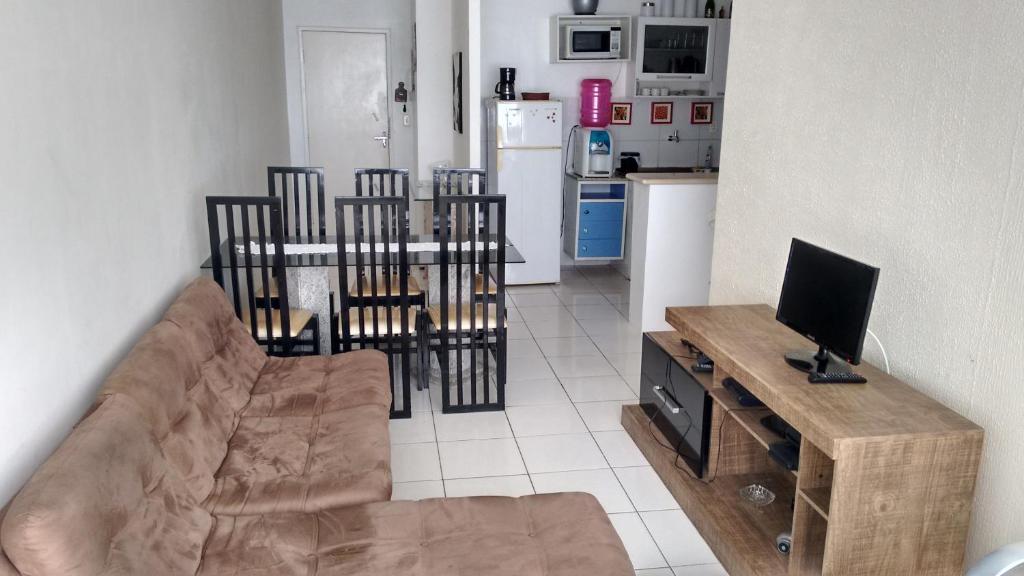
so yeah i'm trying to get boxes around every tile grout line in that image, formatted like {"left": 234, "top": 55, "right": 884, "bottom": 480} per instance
{"left": 565, "top": 268, "right": 674, "bottom": 571}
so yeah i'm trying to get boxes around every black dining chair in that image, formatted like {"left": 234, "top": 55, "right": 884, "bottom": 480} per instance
{"left": 268, "top": 166, "right": 327, "bottom": 240}
{"left": 330, "top": 195, "right": 420, "bottom": 419}
{"left": 259, "top": 167, "right": 327, "bottom": 302}
{"left": 433, "top": 168, "right": 497, "bottom": 301}
{"left": 427, "top": 193, "right": 507, "bottom": 413}
{"left": 206, "top": 196, "right": 320, "bottom": 356}
{"left": 353, "top": 168, "right": 426, "bottom": 312}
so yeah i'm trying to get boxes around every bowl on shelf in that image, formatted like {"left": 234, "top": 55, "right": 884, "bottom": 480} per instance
{"left": 739, "top": 483, "right": 776, "bottom": 507}
{"left": 572, "top": 0, "right": 599, "bottom": 15}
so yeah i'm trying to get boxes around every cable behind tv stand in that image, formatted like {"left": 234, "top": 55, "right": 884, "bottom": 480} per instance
{"left": 622, "top": 306, "right": 983, "bottom": 576}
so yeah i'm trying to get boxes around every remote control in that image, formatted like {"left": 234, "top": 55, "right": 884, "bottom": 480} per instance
{"left": 808, "top": 372, "right": 867, "bottom": 384}
{"left": 691, "top": 353, "right": 714, "bottom": 373}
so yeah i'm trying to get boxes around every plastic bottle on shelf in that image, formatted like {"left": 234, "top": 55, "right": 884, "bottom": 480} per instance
{"left": 580, "top": 79, "right": 613, "bottom": 127}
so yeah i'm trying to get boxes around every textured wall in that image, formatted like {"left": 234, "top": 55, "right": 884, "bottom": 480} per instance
{"left": 0, "top": 0, "right": 289, "bottom": 506}
{"left": 712, "top": 2, "right": 1024, "bottom": 563}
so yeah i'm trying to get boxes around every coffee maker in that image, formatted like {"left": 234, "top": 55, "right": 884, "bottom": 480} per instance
{"left": 495, "top": 67, "right": 516, "bottom": 101}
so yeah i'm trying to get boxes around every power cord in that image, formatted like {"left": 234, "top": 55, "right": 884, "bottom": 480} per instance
{"left": 865, "top": 328, "right": 891, "bottom": 374}
{"left": 561, "top": 125, "right": 581, "bottom": 238}
{"left": 645, "top": 355, "right": 695, "bottom": 474}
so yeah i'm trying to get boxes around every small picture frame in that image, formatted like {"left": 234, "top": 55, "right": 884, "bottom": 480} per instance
{"left": 650, "top": 102, "right": 674, "bottom": 124}
{"left": 691, "top": 102, "right": 714, "bottom": 125}
{"left": 610, "top": 102, "right": 633, "bottom": 125}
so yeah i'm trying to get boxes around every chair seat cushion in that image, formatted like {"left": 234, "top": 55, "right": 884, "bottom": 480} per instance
{"left": 429, "top": 304, "right": 507, "bottom": 331}
{"left": 351, "top": 273, "right": 424, "bottom": 298}
{"left": 338, "top": 306, "right": 417, "bottom": 337}
{"left": 474, "top": 272, "right": 498, "bottom": 295}
{"left": 242, "top": 307, "right": 315, "bottom": 338}
{"left": 204, "top": 403, "right": 391, "bottom": 515}
{"left": 198, "top": 493, "right": 633, "bottom": 576}
{"left": 243, "top": 350, "right": 392, "bottom": 417}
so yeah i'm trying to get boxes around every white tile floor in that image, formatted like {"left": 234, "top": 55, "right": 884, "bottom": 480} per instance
{"left": 389, "top": 266, "right": 726, "bottom": 575}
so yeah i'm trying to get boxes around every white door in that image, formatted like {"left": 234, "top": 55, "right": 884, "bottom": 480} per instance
{"left": 301, "top": 30, "right": 390, "bottom": 205}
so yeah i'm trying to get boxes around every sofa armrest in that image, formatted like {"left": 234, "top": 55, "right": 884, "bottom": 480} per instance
{"left": 967, "top": 542, "right": 1024, "bottom": 576}
{"left": 0, "top": 506, "right": 22, "bottom": 576}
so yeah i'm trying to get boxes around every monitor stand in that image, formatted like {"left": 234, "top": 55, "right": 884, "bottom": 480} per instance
{"left": 785, "top": 345, "right": 851, "bottom": 374}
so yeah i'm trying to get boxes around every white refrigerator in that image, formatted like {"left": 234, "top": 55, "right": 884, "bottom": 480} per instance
{"left": 486, "top": 100, "right": 563, "bottom": 285}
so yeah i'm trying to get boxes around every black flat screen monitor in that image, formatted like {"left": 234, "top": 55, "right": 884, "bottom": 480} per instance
{"left": 776, "top": 239, "right": 880, "bottom": 373}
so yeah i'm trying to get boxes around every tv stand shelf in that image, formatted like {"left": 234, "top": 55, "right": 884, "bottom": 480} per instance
{"left": 624, "top": 306, "right": 983, "bottom": 576}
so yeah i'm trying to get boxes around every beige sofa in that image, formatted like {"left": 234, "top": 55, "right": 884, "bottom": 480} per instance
{"left": 0, "top": 278, "right": 632, "bottom": 575}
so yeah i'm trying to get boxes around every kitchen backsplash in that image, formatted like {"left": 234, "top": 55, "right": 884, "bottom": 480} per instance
{"left": 560, "top": 96, "right": 724, "bottom": 170}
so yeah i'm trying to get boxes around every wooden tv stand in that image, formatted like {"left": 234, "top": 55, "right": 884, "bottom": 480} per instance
{"left": 622, "top": 305, "right": 983, "bottom": 576}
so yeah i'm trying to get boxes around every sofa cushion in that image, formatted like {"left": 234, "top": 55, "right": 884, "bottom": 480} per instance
{"left": 204, "top": 402, "right": 392, "bottom": 515}
{"left": 0, "top": 396, "right": 212, "bottom": 576}
{"left": 96, "top": 279, "right": 267, "bottom": 505}
{"left": 198, "top": 493, "right": 633, "bottom": 576}
{"left": 243, "top": 350, "right": 392, "bottom": 417}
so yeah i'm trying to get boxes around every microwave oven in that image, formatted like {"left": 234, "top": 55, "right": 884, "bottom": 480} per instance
{"left": 561, "top": 25, "right": 622, "bottom": 60}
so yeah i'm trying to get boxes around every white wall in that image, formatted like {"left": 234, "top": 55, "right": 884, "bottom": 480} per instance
{"left": 712, "top": 2, "right": 1024, "bottom": 563}
{"left": 281, "top": 0, "right": 417, "bottom": 183}
{"left": 0, "top": 0, "right": 289, "bottom": 506}
{"left": 415, "top": 0, "right": 455, "bottom": 181}
{"left": 452, "top": 0, "right": 483, "bottom": 167}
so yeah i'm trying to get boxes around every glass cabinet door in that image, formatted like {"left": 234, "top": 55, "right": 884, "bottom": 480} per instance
{"left": 639, "top": 21, "right": 715, "bottom": 79}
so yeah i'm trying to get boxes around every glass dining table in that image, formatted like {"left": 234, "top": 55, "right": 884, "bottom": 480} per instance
{"left": 200, "top": 234, "right": 524, "bottom": 354}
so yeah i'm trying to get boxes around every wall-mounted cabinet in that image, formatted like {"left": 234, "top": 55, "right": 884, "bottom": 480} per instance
{"left": 627, "top": 18, "right": 730, "bottom": 99}
{"left": 636, "top": 17, "right": 716, "bottom": 81}
{"left": 550, "top": 15, "right": 633, "bottom": 63}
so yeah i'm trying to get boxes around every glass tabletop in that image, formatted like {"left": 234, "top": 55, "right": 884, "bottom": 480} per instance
{"left": 200, "top": 234, "right": 524, "bottom": 269}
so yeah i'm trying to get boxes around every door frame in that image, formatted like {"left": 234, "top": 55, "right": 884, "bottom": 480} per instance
{"left": 297, "top": 26, "right": 394, "bottom": 167}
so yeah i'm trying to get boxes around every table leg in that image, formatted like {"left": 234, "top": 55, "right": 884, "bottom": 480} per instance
{"left": 285, "top": 267, "right": 331, "bottom": 355}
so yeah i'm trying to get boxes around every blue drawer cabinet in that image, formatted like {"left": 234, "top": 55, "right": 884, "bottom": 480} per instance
{"left": 578, "top": 238, "right": 624, "bottom": 258}
{"left": 579, "top": 202, "right": 625, "bottom": 223}
{"left": 578, "top": 219, "right": 624, "bottom": 240}
{"left": 563, "top": 174, "right": 630, "bottom": 261}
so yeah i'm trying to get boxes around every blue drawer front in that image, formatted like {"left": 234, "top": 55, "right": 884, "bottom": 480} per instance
{"left": 578, "top": 238, "right": 623, "bottom": 258}
{"left": 579, "top": 219, "right": 623, "bottom": 240}
{"left": 579, "top": 202, "right": 624, "bottom": 223}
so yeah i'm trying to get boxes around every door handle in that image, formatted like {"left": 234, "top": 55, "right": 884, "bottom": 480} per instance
{"left": 373, "top": 132, "right": 389, "bottom": 149}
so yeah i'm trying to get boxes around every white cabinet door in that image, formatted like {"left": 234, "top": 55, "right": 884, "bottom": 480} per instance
{"left": 498, "top": 149, "right": 562, "bottom": 285}
{"left": 710, "top": 21, "right": 731, "bottom": 98}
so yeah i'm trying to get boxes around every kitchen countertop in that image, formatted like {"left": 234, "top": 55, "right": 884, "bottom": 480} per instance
{"left": 626, "top": 172, "right": 719, "bottom": 186}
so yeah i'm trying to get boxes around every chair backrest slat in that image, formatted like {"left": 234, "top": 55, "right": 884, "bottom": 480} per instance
{"left": 206, "top": 196, "right": 292, "bottom": 355}
{"left": 437, "top": 193, "right": 506, "bottom": 413}
{"left": 268, "top": 166, "right": 326, "bottom": 242}
{"left": 335, "top": 195, "right": 412, "bottom": 418}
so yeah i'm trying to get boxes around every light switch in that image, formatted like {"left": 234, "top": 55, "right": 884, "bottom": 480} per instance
{"left": 403, "top": 115, "right": 411, "bottom": 127}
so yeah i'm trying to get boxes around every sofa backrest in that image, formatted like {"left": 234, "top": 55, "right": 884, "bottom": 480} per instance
{"left": 96, "top": 277, "right": 267, "bottom": 503}
{"left": 0, "top": 396, "right": 212, "bottom": 576}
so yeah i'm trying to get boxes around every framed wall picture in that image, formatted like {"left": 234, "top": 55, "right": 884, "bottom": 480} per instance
{"left": 611, "top": 102, "right": 633, "bottom": 125}
{"left": 651, "top": 102, "right": 674, "bottom": 124}
{"left": 452, "top": 52, "right": 463, "bottom": 134}
{"left": 691, "top": 102, "right": 713, "bottom": 125}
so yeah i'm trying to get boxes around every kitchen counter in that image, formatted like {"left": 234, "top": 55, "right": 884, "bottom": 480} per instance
{"left": 625, "top": 177, "right": 717, "bottom": 331}
{"left": 626, "top": 172, "right": 719, "bottom": 186}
